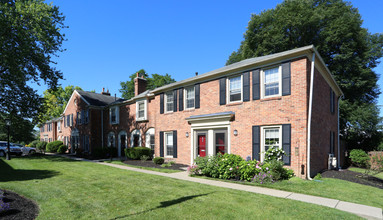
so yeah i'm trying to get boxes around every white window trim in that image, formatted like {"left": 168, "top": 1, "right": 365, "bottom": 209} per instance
{"left": 57, "top": 121, "right": 61, "bottom": 132}
{"left": 145, "top": 128, "right": 155, "bottom": 149}
{"left": 136, "top": 99, "right": 147, "bottom": 121}
{"left": 184, "top": 86, "right": 195, "bottom": 110}
{"left": 261, "top": 65, "right": 282, "bottom": 99}
{"left": 110, "top": 106, "right": 119, "bottom": 125}
{"left": 260, "top": 125, "right": 282, "bottom": 162}
{"left": 130, "top": 129, "right": 141, "bottom": 147}
{"left": 164, "top": 91, "right": 174, "bottom": 113}
{"left": 227, "top": 75, "right": 243, "bottom": 104}
{"left": 164, "top": 131, "right": 174, "bottom": 158}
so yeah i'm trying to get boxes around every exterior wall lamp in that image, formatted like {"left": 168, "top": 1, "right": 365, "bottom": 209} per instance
{"left": 186, "top": 132, "right": 189, "bottom": 138}
{"left": 234, "top": 129, "right": 238, "bottom": 136}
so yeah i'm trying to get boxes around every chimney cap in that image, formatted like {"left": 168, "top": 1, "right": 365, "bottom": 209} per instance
{"left": 195, "top": 72, "right": 198, "bottom": 76}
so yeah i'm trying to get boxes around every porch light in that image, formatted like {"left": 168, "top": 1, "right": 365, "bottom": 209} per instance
{"left": 186, "top": 132, "right": 189, "bottom": 138}
{"left": 234, "top": 129, "right": 238, "bottom": 136}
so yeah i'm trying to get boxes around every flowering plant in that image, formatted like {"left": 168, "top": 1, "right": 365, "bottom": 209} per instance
{"left": 0, "top": 190, "right": 10, "bottom": 213}
{"left": 187, "top": 164, "right": 201, "bottom": 176}
{"left": 264, "top": 147, "right": 285, "bottom": 163}
{"left": 252, "top": 171, "right": 273, "bottom": 184}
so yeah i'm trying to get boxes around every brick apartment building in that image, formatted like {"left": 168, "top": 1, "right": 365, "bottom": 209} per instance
{"left": 40, "top": 45, "right": 343, "bottom": 178}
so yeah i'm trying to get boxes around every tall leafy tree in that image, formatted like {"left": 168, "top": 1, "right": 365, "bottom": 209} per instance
{"left": 0, "top": 0, "right": 66, "bottom": 123}
{"left": 119, "top": 69, "right": 176, "bottom": 99}
{"left": 227, "top": 0, "right": 383, "bottom": 151}
{"left": 38, "top": 85, "right": 82, "bottom": 125}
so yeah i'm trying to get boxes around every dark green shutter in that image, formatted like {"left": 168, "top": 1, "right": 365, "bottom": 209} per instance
{"left": 173, "top": 130, "right": 177, "bottom": 158}
{"left": 252, "top": 126, "right": 260, "bottom": 161}
{"left": 160, "top": 93, "right": 164, "bottom": 114}
{"left": 195, "top": 84, "right": 200, "bottom": 109}
{"left": 282, "top": 62, "right": 291, "bottom": 96}
{"left": 219, "top": 78, "right": 226, "bottom": 105}
{"left": 252, "top": 69, "right": 260, "bottom": 100}
{"left": 282, "top": 124, "right": 291, "bottom": 165}
{"left": 179, "top": 88, "right": 184, "bottom": 111}
{"left": 160, "top": 131, "right": 164, "bottom": 157}
{"left": 173, "top": 89, "right": 178, "bottom": 112}
{"left": 243, "top": 72, "right": 250, "bottom": 102}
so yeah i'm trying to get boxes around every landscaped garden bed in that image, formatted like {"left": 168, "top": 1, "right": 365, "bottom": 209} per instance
{"left": 0, "top": 189, "right": 38, "bottom": 220}
{"left": 121, "top": 159, "right": 188, "bottom": 171}
{"left": 321, "top": 169, "right": 383, "bottom": 189}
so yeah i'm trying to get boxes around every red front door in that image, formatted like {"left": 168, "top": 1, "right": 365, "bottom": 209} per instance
{"left": 198, "top": 134, "right": 206, "bottom": 157}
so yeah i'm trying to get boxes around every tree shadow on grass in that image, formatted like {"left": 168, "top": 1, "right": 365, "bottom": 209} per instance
{"left": 112, "top": 192, "right": 214, "bottom": 219}
{"left": 0, "top": 159, "right": 60, "bottom": 182}
{"left": 17, "top": 154, "right": 79, "bottom": 162}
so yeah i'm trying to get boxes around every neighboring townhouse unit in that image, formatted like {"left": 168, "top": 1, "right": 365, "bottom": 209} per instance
{"left": 40, "top": 117, "right": 62, "bottom": 143}
{"left": 40, "top": 45, "right": 343, "bottom": 178}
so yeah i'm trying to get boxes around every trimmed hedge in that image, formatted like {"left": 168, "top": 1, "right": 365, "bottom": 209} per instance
{"left": 153, "top": 157, "right": 164, "bottom": 165}
{"left": 349, "top": 149, "right": 370, "bottom": 168}
{"left": 125, "top": 147, "right": 151, "bottom": 160}
{"left": 57, "top": 145, "right": 68, "bottom": 154}
{"left": 46, "top": 140, "right": 63, "bottom": 153}
{"left": 36, "top": 141, "right": 47, "bottom": 153}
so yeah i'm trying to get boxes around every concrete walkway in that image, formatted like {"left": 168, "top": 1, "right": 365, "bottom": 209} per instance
{"left": 56, "top": 155, "right": 382, "bottom": 219}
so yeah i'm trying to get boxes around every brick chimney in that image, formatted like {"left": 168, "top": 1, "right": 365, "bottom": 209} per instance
{"left": 101, "top": 87, "right": 111, "bottom": 96}
{"left": 134, "top": 72, "right": 147, "bottom": 96}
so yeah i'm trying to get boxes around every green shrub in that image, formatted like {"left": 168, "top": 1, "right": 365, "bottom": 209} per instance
{"left": 29, "top": 140, "right": 40, "bottom": 148}
{"left": 169, "top": 161, "right": 175, "bottom": 165}
{"left": 349, "top": 149, "right": 370, "bottom": 168}
{"left": 92, "top": 147, "right": 111, "bottom": 159}
{"left": 57, "top": 145, "right": 67, "bottom": 154}
{"left": 264, "top": 147, "right": 285, "bottom": 163}
{"left": 125, "top": 147, "right": 151, "bottom": 160}
{"left": 314, "top": 173, "right": 322, "bottom": 180}
{"left": 238, "top": 160, "right": 262, "bottom": 181}
{"left": 153, "top": 157, "right": 164, "bottom": 165}
{"left": 195, "top": 153, "right": 243, "bottom": 180}
{"left": 195, "top": 154, "right": 223, "bottom": 178}
{"left": 161, "top": 163, "right": 171, "bottom": 167}
{"left": 263, "top": 160, "right": 294, "bottom": 181}
{"left": 140, "top": 155, "right": 150, "bottom": 162}
{"left": 36, "top": 141, "right": 47, "bottom": 153}
{"left": 46, "top": 140, "right": 63, "bottom": 153}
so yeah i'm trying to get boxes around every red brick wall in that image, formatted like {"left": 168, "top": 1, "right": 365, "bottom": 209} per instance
{"left": 310, "top": 66, "right": 338, "bottom": 176}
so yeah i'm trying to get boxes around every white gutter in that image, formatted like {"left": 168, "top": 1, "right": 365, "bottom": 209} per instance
{"left": 307, "top": 52, "right": 316, "bottom": 180}
{"left": 101, "top": 110, "right": 104, "bottom": 148}
{"left": 337, "top": 95, "right": 343, "bottom": 169}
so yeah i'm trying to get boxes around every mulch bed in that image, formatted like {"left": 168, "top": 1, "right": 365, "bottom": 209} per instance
{"left": 0, "top": 190, "right": 39, "bottom": 220}
{"left": 321, "top": 169, "right": 383, "bottom": 189}
{"left": 122, "top": 159, "right": 189, "bottom": 171}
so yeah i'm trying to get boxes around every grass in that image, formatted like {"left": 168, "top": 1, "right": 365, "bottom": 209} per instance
{"left": 104, "top": 160, "right": 181, "bottom": 173}
{"left": 0, "top": 155, "right": 359, "bottom": 219}
{"left": 195, "top": 174, "right": 383, "bottom": 209}
{"left": 348, "top": 167, "right": 383, "bottom": 179}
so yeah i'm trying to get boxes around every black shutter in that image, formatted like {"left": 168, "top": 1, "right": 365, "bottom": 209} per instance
{"left": 252, "top": 69, "right": 260, "bottom": 100}
{"left": 195, "top": 84, "right": 200, "bottom": 109}
{"left": 243, "top": 72, "right": 250, "bottom": 102}
{"left": 330, "top": 131, "right": 335, "bottom": 154}
{"left": 330, "top": 89, "right": 335, "bottom": 114}
{"left": 282, "top": 124, "right": 291, "bottom": 165}
{"left": 173, "top": 130, "right": 177, "bottom": 158}
{"left": 252, "top": 126, "right": 260, "bottom": 161}
{"left": 160, "top": 93, "right": 164, "bottom": 114}
{"left": 160, "top": 131, "right": 164, "bottom": 157}
{"left": 179, "top": 88, "right": 184, "bottom": 111}
{"left": 173, "top": 89, "right": 178, "bottom": 112}
{"left": 219, "top": 78, "right": 226, "bottom": 105}
{"left": 282, "top": 62, "right": 291, "bottom": 96}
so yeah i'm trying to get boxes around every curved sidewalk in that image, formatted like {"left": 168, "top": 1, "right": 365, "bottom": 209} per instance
{"left": 59, "top": 155, "right": 382, "bottom": 219}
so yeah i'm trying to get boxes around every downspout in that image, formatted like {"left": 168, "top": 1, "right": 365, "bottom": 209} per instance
{"left": 307, "top": 52, "right": 315, "bottom": 180}
{"left": 337, "top": 95, "right": 343, "bottom": 169}
{"left": 101, "top": 109, "right": 104, "bottom": 148}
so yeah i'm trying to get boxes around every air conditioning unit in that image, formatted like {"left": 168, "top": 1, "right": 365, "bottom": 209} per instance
{"left": 328, "top": 154, "right": 337, "bottom": 170}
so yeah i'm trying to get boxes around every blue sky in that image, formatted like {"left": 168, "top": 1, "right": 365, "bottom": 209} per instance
{"left": 34, "top": 0, "right": 383, "bottom": 108}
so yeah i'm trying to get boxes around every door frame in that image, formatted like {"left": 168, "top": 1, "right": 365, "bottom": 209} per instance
{"left": 195, "top": 131, "right": 208, "bottom": 157}
{"left": 118, "top": 131, "right": 127, "bottom": 157}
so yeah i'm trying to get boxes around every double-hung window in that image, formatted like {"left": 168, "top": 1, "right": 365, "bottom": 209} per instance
{"left": 165, "top": 132, "right": 173, "bottom": 157}
{"left": 165, "top": 92, "right": 174, "bottom": 112}
{"left": 110, "top": 107, "right": 119, "bottom": 124}
{"left": 228, "top": 75, "right": 242, "bottom": 102}
{"left": 263, "top": 66, "right": 281, "bottom": 98}
{"left": 185, "top": 86, "right": 195, "bottom": 109}
{"left": 136, "top": 100, "right": 147, "bottom": 121}
{"left": 58, "top": 121, "right": 61, "bottom": 132}
{"left": 85, "top": 110, "right": 89, "bottom": 124}
{"left": 261, "top": 126, "right": 282, "bottom": 161}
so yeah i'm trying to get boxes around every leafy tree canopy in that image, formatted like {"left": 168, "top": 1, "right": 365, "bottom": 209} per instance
{"left": 38, "top": 85, "right": 82, "bottom": 125}
{"left": 227, "top": 0, "right": 383, "bottom": 151}
{"left": 119, "top": 69, "right": 176, "bottom": 99}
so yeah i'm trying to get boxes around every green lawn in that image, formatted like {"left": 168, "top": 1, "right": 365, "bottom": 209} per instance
{"left": 196, "top": 174, "right": 383, "bottom": 209}
{"left": 348, "top": 167, "right": 383, "bottom": 179}
{"left": 0, "top": 156, "right": 359, "bottom": 219}
{"left": 105, "top": 160, "right": 181, "bottom": 173}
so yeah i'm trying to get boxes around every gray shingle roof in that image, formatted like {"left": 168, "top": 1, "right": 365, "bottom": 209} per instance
{"left": 77, "top": 90, "right": 123, "bottom": 107}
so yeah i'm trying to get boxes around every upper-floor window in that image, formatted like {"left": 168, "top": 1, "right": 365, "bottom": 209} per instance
{"left": 47, "top": 123, "right": 52, "bottom": 132}
{"left": 185, "top": 86, "right": 195, "bottom": 109}
{"left": 85, "top": 109, "right": 89, "bottom": 124}
{"left": 41, "top": 125, "right": 45, "bottom": 132}
{"left": 228, "top": 75, "right": 242, "bottom": 103}
{"left": 65, "top": 114, "right": 73, "bottom": 127}
{"left": 77, "top": 111, "right": 82, "bottom": 125}
{"left": 165, "top": 91, "right": 174, "bottom": 112}
{"left": 57, "top": 121, "right": 61, "bottom": 132}
{"left": 262, "top": 66, "right": 281, "bottom": 98}
{"left": 110, "top": 106, "right": 119, "bottom": 124}
{"left": 136, "top": 100, "right": 147, "bottom": 121}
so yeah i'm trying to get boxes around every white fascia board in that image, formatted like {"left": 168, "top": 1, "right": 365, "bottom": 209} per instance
{"left": 62, "top": 90, "right": 91, "bottom": 114}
